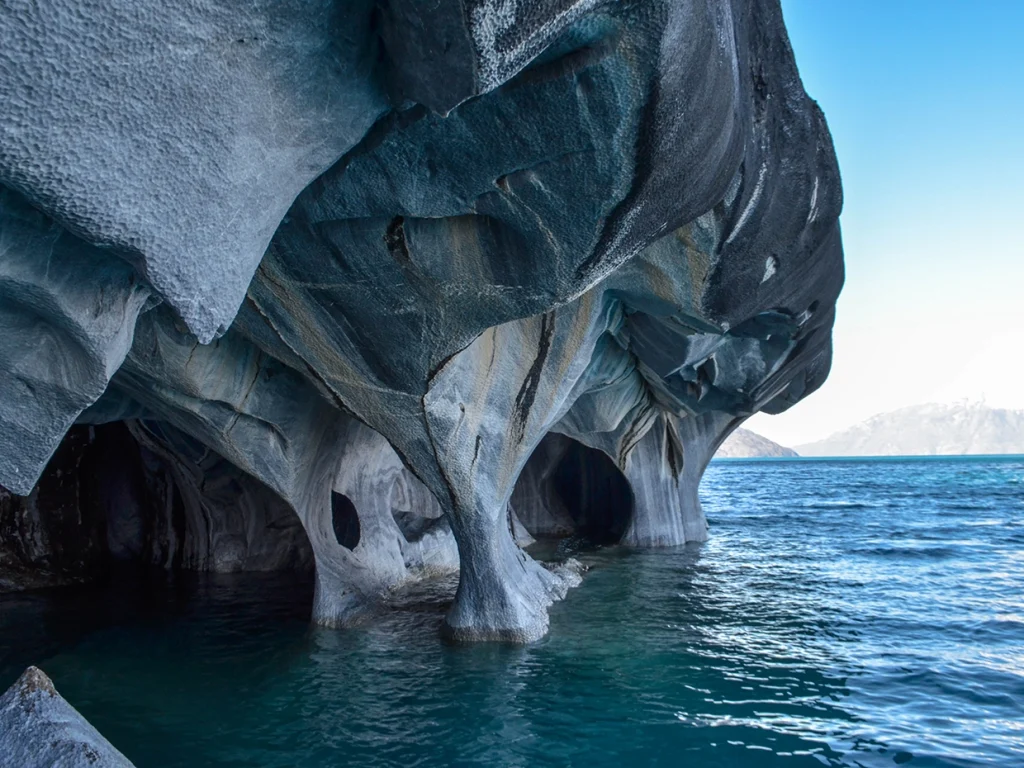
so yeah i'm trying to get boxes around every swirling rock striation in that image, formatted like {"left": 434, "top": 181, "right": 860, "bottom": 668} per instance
{"left": 0, "top": 0, "right": 843, "bottom": 641}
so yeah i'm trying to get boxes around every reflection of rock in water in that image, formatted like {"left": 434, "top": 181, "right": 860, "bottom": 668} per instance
{"left": 0, "top": 0, "right": 843, "bottom": 648}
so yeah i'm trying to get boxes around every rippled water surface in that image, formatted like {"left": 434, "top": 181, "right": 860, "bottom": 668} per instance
{"left": 3, "top": 456, "right": 1024, "bottom": 767}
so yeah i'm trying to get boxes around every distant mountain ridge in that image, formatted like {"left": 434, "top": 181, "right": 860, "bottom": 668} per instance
{"left": 716, "top": 428, "right": 798, "bottom": 458}
{"left": 796, "top": 402, "right": 1024, "bottom": 457}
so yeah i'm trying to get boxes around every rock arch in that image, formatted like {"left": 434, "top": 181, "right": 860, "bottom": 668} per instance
{"left": 512, "top": 434, "right": 634, "bottom": 545}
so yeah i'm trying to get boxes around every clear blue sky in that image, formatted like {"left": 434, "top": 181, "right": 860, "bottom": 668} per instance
{"left": 748, "top": 0, "right": 1024, "bottom": 445}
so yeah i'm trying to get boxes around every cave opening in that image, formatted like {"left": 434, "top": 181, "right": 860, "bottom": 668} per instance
{"left": 552, "top": 441, "right": 634, "bottom": 545}
{"left": 330, "top": 492, "right": 361, "bottom": 550}
{"left": 512, "top": 434, "right": 634, "bottom": 546}
{"left": 0, "top": 419, "right": 316, "bottom": 595}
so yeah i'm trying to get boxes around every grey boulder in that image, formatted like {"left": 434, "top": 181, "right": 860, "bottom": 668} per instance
{"left": 0, "top": 667, "right": 135, "bottom": 768}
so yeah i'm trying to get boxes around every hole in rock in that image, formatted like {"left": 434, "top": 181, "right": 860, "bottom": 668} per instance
{"left": 513, "top": 434, "right": 633, "bottom": 546}
{"left": 330, "top": 492, "right": 361, "bottom": 550}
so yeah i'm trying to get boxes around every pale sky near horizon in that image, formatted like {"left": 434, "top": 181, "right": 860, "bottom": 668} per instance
{"left": 746, "top": 0, "right": 1024, "bottom": 447}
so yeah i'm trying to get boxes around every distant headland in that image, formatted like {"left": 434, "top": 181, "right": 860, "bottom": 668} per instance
{"left": 722, "top": 402, "right": 1024, "bottom": 458}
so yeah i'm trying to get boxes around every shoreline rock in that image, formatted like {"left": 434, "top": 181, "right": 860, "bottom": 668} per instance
{"left": 0, "top": 0, "right": 844, "bottom": 641}
{"left": 0, "top": 667, "right": 135, "bottom": 768}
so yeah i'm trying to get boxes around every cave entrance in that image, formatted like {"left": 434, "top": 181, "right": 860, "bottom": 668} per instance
{"left": 512, "top": 434, "right": 634, "bottom": 546}
{"left": 0, "top": 419, "right": 317, "bottom": 594}
{"left": 552, "top": 441, "right": 633, "bottom": 544}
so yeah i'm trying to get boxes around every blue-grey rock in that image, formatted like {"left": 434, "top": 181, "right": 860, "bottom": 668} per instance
{"left": 0, "top": 667, "right": 135, "bottom": 768}
{"left": 126, "top": 421, "right": 314, "bottom": 573}
{"left": 0, "top": 427, "right": 110, "bottom": 591}
{"left": 0, "top": 189, "right": 151, "bottom": 495}
{"left": 0, "top": 0, "right": 387, "bottom": 343}
{"left": 0, "top": 0, "right": 844, "bottom": 641}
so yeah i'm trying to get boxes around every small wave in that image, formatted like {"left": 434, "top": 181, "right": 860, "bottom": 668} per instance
{"left": 849, "top": 546, "right": 957, "bottom": 560}
{"left": 800, "top": 500, "right": 886, "bottom": 511}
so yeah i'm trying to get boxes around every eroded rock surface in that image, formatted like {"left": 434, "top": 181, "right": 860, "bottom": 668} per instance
{"left": 0, "top": 667, "right": 135, "bottom": 768}
{"left": 0, "top": 0, "right": 843, "bottom": 641}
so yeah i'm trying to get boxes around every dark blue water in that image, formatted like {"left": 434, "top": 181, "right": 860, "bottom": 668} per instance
{"left": 2, "top": 456, "right": 1023, "bottom": 767}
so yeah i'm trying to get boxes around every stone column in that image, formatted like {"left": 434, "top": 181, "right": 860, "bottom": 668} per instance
{"left": 622, "top": 411, "right": 738, "bottom": 546}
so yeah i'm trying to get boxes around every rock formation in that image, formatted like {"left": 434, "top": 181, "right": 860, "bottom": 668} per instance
{"left": 0, "top": 0, "right": 843, "bottom": 641}
{"left": 715, "top": 428, "right": 798, "bottom": 458}
{"left": 0, "top": 667, "right": 136, "bottom": 767}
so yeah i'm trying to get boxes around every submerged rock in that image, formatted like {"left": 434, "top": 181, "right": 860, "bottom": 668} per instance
{"left": 0, "top": 667, "right": 135, "bottom": 768}
{"left": 0, "top": 0, "right": 843, "bottom": 640}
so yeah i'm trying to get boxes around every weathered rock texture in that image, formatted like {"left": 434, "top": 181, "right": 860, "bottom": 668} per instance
{"left": 0, "top": 667, "right": 135, "bottom": 767}
{"left": 0, "top": 0, "right": 843, "bottom": 641}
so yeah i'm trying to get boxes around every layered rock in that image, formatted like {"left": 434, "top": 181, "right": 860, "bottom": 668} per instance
{"left": 0, "top": 0, "right": 844, "bottom": 641}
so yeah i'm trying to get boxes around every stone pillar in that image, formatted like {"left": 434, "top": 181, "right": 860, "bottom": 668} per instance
{"left": 622, "top": 411, "right": 738, "bottom": 546}
{"left": 420, "top": 300, "right": 610, "bottom": 642}
{"left": 442, "top": 502, "right": 576, "bottom": 642}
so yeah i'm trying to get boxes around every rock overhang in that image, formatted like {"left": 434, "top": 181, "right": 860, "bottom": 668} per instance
{"left": 0, "top": 0, "right": 844, "bottom": 641}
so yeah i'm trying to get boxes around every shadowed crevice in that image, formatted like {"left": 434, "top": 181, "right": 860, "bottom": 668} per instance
{"left": 330, "top": 492, "right": 361, "bottom": 551}
{"left": 512, "top": 434, "right": 634, "bottom": 546}
{"left": 552, "top": 440, "right": 634, "bottom": 545}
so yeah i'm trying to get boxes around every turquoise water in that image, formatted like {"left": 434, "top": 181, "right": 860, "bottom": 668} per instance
{"left": 2, "top": 456, "right": 1023, "bottom": 767}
